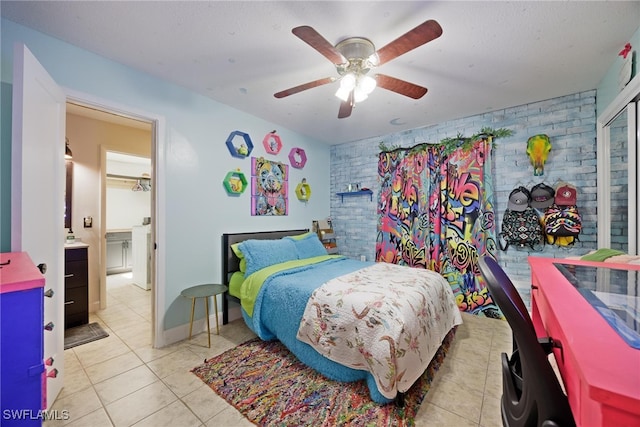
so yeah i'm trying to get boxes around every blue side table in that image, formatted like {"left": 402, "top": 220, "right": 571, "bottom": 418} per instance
{"left": 181, "top": 283, "right": 228, "bottom": 348}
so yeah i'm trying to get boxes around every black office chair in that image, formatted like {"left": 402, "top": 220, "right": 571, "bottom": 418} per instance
{"left": 478, "top": 256, "right": 575, "bottom": 427}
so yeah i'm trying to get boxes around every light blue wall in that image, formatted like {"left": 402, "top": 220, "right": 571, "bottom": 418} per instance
{"left": 1, "top": 19, "right": 331, "bottom": 334}
{"left": 596, "top": 26, "right": 640, "bottom": 116}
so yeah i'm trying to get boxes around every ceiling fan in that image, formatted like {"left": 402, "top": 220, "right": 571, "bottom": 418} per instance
{"left": 274, "top": 20, "right": 443, "bottom": 119}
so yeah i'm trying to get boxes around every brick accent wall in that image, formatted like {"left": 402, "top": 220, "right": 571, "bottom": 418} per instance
{"left": 330, "top": 90, "right": 597, "bottom": 306}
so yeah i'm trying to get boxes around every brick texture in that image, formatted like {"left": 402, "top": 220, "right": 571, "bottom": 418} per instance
{"left": 330, "top": 91, "right": 597, "bottom": 306}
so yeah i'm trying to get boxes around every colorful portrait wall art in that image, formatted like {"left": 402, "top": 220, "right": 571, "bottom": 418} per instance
{"left": 251, "top": 157, "right": 288, "bottom": 216}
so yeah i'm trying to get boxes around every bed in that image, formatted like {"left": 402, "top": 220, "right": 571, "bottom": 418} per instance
{"left": 222, "top": 229, "right": 463, "bottom": 404}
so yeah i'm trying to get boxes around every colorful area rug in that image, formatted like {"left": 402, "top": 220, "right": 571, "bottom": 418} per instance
{"left": 191, "top": 329, "right": 455, "bottom": 426}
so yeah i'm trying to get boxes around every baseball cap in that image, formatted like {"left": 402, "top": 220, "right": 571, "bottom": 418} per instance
{"left": 507, "top": 186, "right": 531, "bottom": 211}
{"left": 555, "top": 183, "right": 577, "bottom": 206}
{"left": 530, "top": 183, "right": 555, "bottom": 209}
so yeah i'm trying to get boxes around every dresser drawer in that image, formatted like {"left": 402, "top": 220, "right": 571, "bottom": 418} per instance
{"left": 65, "top": 312, "right": 89, "bottom": 329}
{"left": 65, "top": 247, "right": 87, "bottom": 262}
{"left": 64, "top": 287, "right": 88, "bottom": 315}
{"left": 64, "top": 246, "right": 89, "bottom": 329}
{"left": 65, "top": 260, "right": 87, "bottom": 289}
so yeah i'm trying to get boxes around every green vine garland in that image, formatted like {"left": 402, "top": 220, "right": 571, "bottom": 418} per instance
{"left": 378, "top": 127, "right": 513, "bottom": 155}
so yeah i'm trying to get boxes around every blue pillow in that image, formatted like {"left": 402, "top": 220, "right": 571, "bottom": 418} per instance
{"left": 286, "top": 233, "right": 328, "bottom": 259}
{"left": 237, "top": 238, "right": 298, "bottom": 276}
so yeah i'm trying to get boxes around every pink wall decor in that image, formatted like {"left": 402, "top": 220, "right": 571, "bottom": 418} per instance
{"left": 289, "top": 147, "right": 307, "bottom": 169}
{"left": 263, "top": 131, "right": 282, "bottom": 154}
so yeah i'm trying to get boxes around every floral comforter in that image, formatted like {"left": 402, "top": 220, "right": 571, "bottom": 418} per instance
{"left": 297, "top": 262, "right": 463, "bottom": 399}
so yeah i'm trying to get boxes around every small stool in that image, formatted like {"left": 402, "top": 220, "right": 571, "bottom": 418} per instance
{"left": 180, "top": 283, "right": 228, "bottom": 348}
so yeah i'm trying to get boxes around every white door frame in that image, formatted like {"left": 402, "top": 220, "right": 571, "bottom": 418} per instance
{"left": 64, "top": 87, "right": 167, "bottom": 347}
{"left": 597, "top": 73, "right": 640, "bottom": 254}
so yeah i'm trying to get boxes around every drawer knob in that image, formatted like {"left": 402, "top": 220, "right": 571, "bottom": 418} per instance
{"left": 45, "top": 357, "right": 54, "bottom": 366}
{"left": 37, "top": 263, "right": 47, "bottom": 274}
{"left": 47, "top": 368, "right": 58, "bottom": 379}
{"left": 44, "top": 289, "right": 54, "bottom": 298}
{"left": 44, "top": 321, "right": 55, "bottom": 331}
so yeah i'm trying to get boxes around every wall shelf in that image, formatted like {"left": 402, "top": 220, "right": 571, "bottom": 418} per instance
{"left": 336, "top": 189, "right": 373, "bottom": 202}
{"left": 225, "top": 130, "right": 253, "bottom": 158}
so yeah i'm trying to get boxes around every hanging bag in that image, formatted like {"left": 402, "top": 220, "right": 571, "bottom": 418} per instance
{"left": 499, "top": 207, "right": 545, "bottom": 251}
{"left": 499, "top": 186, "right": 544, "bottom": 251}
{"left": 543, "top": 204, "right": 582, "bottom": 246}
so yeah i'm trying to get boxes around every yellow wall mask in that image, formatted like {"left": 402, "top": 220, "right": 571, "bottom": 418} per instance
{"left": 526, "top": 134, "right": 551, "bottom": 176}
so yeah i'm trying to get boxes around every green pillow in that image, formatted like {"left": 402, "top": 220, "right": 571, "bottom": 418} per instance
{"left": 231, "top": 243, "right": 247, "bottom": 272}
{"left": 228, "top": 271, "right": 246, "bottom": 298}
{"left": 288, "top": 231, "right": 314, "bottom": 240}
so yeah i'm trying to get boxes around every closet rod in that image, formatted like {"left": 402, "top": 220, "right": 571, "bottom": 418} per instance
{"left": 106, "top": 173, "right": 150, "bottom": 181}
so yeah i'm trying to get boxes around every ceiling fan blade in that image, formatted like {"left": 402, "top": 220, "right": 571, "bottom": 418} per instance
{"left": 292, "top": 26, "right": 347, "bottom": 65}
{"left": 338, "top": 91, "right": 354, "bottom": 119}
{"left": 375, "top": 74, "right": 428, "bottom": 99}
{"left": 375, "top": 20, "right": 443, "bottom": 66}
{"left": 274, "top": 77, "right": 336, "bottom": 98}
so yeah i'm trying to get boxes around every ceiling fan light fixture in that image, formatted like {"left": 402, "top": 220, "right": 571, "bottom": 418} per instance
{"left": 278, "top": 20, "right": 441, "bottom": 118}
{"left": 335, "top": 73, "right": 377, "bottom": 103}
{"left": 335, "top": 86, "right": 351, "bottom": 102}
{"left": 366, "top": 53, "right": 380, "bottom": 68}
{"left": 339, "top": 73, "right": 356, "bottom": 91}
{"left": 359, "top": 75, "right": 377, "bottom": 95}
{"left": 335, "top": 37, "right": 376, "bottom": 62}
{"left": 353, "top": 86, "right": 369, "bottom": 103}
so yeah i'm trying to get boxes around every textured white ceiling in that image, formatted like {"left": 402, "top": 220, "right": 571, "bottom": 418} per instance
{"left": 3, "top": 1, "right": 639, "bottom": 144}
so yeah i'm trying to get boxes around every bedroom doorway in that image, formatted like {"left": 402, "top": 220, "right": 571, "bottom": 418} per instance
{"left": 104, "top": 151, "right": 153, "bottom": 335}
{"left": 65, "top": 99, "right": 159, "bottom": 347}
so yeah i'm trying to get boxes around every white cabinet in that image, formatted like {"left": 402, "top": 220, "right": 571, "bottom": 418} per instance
{"left": 132, "top": 225, "right": 151, "bottom": 290}
{"left": 106, "top": 231, "right": 133, "bottom": 274}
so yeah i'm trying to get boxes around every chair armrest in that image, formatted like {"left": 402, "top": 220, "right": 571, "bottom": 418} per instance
{"left": 538, "top": 337, "right": 554, "bottom": 355}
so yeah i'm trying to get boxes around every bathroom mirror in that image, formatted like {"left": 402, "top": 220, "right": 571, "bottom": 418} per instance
{"left": 64, "top": 160, "right": 73, "bottom": 229}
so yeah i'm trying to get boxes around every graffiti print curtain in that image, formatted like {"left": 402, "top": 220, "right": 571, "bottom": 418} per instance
{"left": 376, "top": 138, "right": 502, "bottom": 318}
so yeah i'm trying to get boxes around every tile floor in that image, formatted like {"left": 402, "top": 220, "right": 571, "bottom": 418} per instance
{"left": 45, "top": 273, "right": 513, "bottom": 427}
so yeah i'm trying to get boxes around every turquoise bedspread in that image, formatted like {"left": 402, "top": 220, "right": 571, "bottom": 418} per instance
{"left": 240, "top": 256, "right": 397, "bottom": 403}
{"left": 239, "top": 254, "right": 340, "bottom": 317}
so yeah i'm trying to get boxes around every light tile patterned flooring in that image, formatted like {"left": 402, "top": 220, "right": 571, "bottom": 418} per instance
{"left": 45, "top": 273, "right": 512, "bottom": 427}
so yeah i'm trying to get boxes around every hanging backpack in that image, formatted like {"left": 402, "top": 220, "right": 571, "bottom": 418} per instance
{"left": 499, "top": 207, "right": 544, "bottom": 251}
{"left": 543, "top": 204, "right": 582, "bottom": 246}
